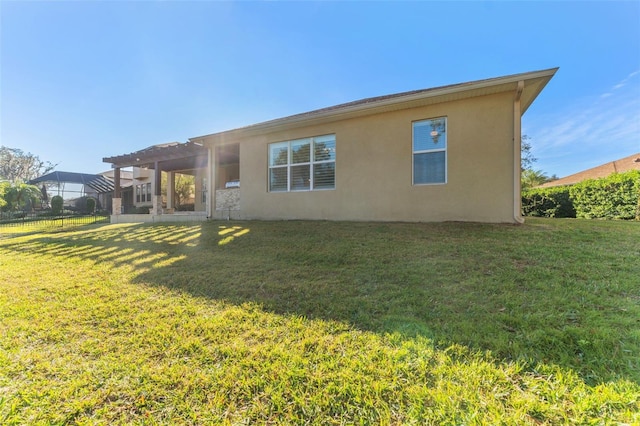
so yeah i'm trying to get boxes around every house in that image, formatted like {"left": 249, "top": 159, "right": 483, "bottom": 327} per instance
{"left": 537, "top": 152, "right": 640, "bottom": 188}
{"left": 104, "top": 68, "right": 558, "bottom": 224}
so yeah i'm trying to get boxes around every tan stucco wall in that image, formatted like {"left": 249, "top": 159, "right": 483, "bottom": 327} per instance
{"left": 207, "top": 92, "right": 518, "bottom": 223}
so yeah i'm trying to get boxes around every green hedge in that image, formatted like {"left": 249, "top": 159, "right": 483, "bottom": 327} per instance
{"left": 522, "top": 186, "right": 576, "bottom": 218}
{"left": 522, "top": 170, "right": 640, "bottom": 220}
{"left": 569, "top": 170, "right": 640, "bottom": 220}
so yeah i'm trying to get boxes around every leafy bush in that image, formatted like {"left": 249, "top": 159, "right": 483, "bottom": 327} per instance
{"left": 522, "top": 186, "right": 575, "bottom": 218}
{"left": 176, "top": 203, "right": 195, "bottom": 212}
{"left": 51, "top": 195, "right": 64, "bottom": 215}
{"left": 569, "top": 170, "right": 640, "bottom": 220}
{"left": 73, "top": 196, "right": 98, "bottom": 214}
{"left": 86, "top": 197, "right": 96, "bottom": 213}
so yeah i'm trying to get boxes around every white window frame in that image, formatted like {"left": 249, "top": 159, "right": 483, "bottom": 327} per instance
{"left": 268, "top": 134, "right": 336, "bottom": 192}
{"left": 412, "top": 117, "right": 447, "bottom": 185}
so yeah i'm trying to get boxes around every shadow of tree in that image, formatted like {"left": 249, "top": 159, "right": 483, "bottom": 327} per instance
{"left": 2, "top": 220, "right": 638, "bottom": 385}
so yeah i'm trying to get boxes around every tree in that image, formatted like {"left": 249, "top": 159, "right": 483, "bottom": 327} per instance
{"left": 0, "top": 181, "right": 9, "bottom": 211}
{"left": 520, "top": 135, "right": 556, "bottom": 190}
{"left": 174, "top": 174, "right": 195, "bottom": 207}
{"left": 521, "top": 135, "right": 536, "bottom": 173}
{"left": 522, "top": 169, "right": 551, "bottom": 190}
{"left": 2, "top": 183, "right": 42, "bottom": 213}
{"left": 0, "top": 146, "right": 56, "bottom": 183}
{"left": 161, "top": 172, "right": 195, "bottom": 208}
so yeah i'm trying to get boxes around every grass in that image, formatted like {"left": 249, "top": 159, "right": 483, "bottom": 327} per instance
{"left": 0, "top": 218, "right": 638, "bottom": 424}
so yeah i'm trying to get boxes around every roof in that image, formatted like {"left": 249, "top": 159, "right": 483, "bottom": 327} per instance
{"left": 538, "top": 152, "right": 640, "bottom": 188}
{"left": 29, "top": 171, "right": 116, "bottom": 193}
{"left": 190, "top": 67, "right": 558, "bottom": 144}
{"left": 103, "top": 141, "right": 209, "bottom": 170}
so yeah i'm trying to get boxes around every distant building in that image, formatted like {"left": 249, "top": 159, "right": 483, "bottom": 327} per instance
{"left": 538, "top": 153, "right": 640, "bottom": 188}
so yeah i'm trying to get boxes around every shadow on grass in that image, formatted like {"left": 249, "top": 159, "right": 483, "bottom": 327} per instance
{"left": 2, "top": 219, "right": 639, "bottom": 385}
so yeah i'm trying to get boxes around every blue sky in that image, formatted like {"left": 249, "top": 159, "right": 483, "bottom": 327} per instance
{"left": 2, "top": 1, "right": 639, "bottom": 178}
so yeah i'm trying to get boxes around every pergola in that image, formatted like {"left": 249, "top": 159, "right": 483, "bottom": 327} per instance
{"left": 102, "top": 141, "right": 210, "bottom": 215}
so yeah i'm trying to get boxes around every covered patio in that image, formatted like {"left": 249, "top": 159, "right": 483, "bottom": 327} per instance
{"left": 103, "top": 142, "right": 211, "bottom": 223}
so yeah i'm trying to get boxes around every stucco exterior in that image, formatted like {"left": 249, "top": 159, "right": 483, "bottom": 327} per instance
{"left": 220, "top": 94, "right": 512, "bottom": 222}
{"left": 192, "top": 68, "right": 557, "bottom": 223}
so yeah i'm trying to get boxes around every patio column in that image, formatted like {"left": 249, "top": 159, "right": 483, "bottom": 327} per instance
{"left": 195, "top": 169, "right": 205, "bottom": 212}
{"left": 207, "top": 147, "right": 215, "bottom": 218}
{"left": 151, "top": 161, "right": 163, "bottom": 215}
{"left": 166, "top": 171, "right": 175, "bottom": 211}
{"left": 112, "top": 167, "right": 122, "bottom": 215}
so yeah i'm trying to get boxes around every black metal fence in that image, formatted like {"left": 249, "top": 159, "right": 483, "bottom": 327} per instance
{"left": 0, "top": 212, "right": 110, "bottom": 231}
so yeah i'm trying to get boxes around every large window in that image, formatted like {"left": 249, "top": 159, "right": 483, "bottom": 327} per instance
{"left": 269, "top": 135, "right": 336, "bottom": 192}
{"left": 413, "top": 117, "right": 447, "bottom": 185}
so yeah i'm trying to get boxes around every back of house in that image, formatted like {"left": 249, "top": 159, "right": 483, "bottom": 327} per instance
{"left": 192, "top": 68, "right": 557, "bottom": 223}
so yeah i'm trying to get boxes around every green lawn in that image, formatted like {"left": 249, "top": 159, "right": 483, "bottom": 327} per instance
{"left": 1, "top": 218, "right": 638, "bottom": 424}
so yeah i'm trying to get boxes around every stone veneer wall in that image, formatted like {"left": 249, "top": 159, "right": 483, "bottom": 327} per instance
{"left": 216, "top": 188, "right": 240, "bottom": 211}
{"left": 151, "top": 195, "right": 163, "bottom": 216}
{"left": 112, "top": 198, "right": 122, "bottom": 215}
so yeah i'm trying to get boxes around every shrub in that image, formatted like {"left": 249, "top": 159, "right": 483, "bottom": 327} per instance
{"left": 86, "top": 197, "right": 96, "bottom": 214}
{"left": 522, "top": 186, "right": 575, "bottom": 218}
{"left": 51, "top": 195, "right": 63, "bottom": 215}
{"left": 176, "top": 203, "right": 195, "bottom": 212}
{"left": 570, "top": 170, "right": 640, "bottom": 220}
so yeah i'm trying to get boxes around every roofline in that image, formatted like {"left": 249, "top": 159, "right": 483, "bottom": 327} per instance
{"left": 537, "top": 151, "right": 640, "bottom": 188}
{"left": 190, "top": 67, "right": 558, "bottom": 143}
{"left": 102, "top": 140, "right": 208, "bottom": 169}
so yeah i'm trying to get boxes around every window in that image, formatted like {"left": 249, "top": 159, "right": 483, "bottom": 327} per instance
{"left": 413, "top": 117, "right": 447, "bottom": 185}
{"left": 136, "top": 183, "right": 151, "bottom": 203}
{"left": 269, "top": 134, "right": 336, "bottom": 192}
